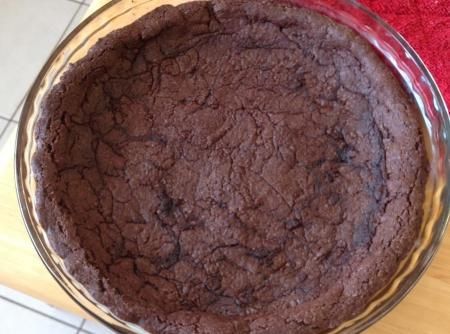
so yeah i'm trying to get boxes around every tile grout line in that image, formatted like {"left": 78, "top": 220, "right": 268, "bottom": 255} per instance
{"left": 0, "top": 290, "right": 95, "bottom": 334}
{"left": 1, "top": 1, "right": 94, "bottom": 332}
{"left": 82, "top": 330, "right": 95, "bottom": 334}
{"left": 76, "top": 319, "right": 86, "bottom": 334}
{"left": 0, "top": 295, "right": 81, "bottom": 330}
{"left": 0, "top": 115, "right": 15, "bottom": 122}
{"left": 7, "top": 0, "right": 87, "bottom": 127}
{"left": 75, "top": 319, "right": 98, "bottom": 334}
{"left": 67, "top": 0, "right": 87, "bottom": 5}
{"left": 0, "top": 121, "right": 10, "bottom": 145}
{"left": 0, "top": 121, "right": 15, "bottom": 143}
{"left": 56, "top": 3, "right": 86, "bottom": 46}
{"left": 3, "top": 94, "right": 26, "bottom": 142}
{"left": 5, "top": 2, "right": 126, "bottom": 333}
{"left": 0, "top": 117, "right": 19, "bottom": 144}
{"left": 9, "top": 93, "right": 26, "bottom": 124}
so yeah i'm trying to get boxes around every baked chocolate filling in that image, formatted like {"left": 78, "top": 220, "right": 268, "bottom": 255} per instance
{"left": 33, "top": 1, "right": 427, "bottom": 333}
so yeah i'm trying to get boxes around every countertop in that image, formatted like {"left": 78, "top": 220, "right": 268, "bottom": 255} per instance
{"left": 0, "top": 0, "right": 449, "bottom": 332}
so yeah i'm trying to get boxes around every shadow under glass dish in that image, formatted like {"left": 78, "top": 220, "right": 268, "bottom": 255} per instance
{"left": 15, "top": 0, "right": 450, "bottom": 333}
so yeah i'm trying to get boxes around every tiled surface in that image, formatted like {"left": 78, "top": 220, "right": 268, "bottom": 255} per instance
{"left": 0, "top": 284, "right": 83, "bottom": 327}
{"left": 0, "top": 297, "right": 77, "bottom": 334}
{"left": 0, "top": 118, "right": 14, "bottom": 165}
{"left": 0, "top": 0, "right": 80, "bottom": 120}
{"left": 0, "top": 1, "right": 116, "bottom": 333}
{"left": 0, "top": 119, "right": 8, "bottom": 136}
{"left": 0, "top": 284, "right": 117, "bottom": 333}
{"left": 12, "top": 99, "right": 24, "bottom": 122}
{"left": 66, "top": 4, "right": 90, "bottom": 38}
{"left": 81, "top": 319, "right": 116, "bottom": 333}
{"left": 10, "top": 3, "right": 90, "bottom": 124}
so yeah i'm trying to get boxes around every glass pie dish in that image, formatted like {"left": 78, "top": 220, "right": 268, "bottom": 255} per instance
{"left": 15, "top": 0, "right": 450, "bottom": 333}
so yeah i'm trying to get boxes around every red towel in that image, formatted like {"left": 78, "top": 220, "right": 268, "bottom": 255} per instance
{"left": 360, "top": 0, "right": 450, "bottom": 108}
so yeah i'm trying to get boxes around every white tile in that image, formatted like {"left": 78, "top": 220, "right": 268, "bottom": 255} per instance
{"left": 0, "top": 284, "right": 83, "bottom": 327}
{"left": 0, "top": 123, "right": 15, "bottom": 171}
{"left": 64, "top": 4, "right": 90, "bottom": 39}
{"left": 0, "top": 118, "right": 8, "bottom": 136}
{"left": 0, "top": 122, "right": 17, "bottom": 169}
{"left": 0, "top": 119, "right": 13, "bottom": 157}
{"left": 13, "top": 97, "right": 25, "bottom": 122}
{"left": 0, "top": 0, "right": 80, "bottom": 119}
{"left": 0, "top": 297, "right": 77, "bottom": 334}
{"left": 82, "top": 319, "right": 116, "bottom": 334}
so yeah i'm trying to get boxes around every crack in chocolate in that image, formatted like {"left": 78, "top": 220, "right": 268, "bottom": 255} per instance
{"left": 32, "top": 1, "right": 427, "bottom": 333}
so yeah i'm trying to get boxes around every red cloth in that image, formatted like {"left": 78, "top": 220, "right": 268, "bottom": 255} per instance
{"left": 360, "top": 0, "right": 450, "bottom": 108}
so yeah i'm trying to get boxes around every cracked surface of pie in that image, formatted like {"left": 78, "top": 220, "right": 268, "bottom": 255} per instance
{"left": 33, "top": 0, "right": 427, "bottom": 333}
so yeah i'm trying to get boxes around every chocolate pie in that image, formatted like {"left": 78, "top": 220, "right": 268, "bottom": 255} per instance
{"left": 33, "top": 1, "right": 427, "bottom": 333}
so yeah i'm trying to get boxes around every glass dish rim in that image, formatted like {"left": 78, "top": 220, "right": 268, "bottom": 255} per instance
{"left": 14, "top": 0, "right": 450, "bottom": 333}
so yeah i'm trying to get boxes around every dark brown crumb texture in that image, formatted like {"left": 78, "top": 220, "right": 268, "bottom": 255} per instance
{"left": 32, "top": 0, "right": 427, "bottom": 333}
